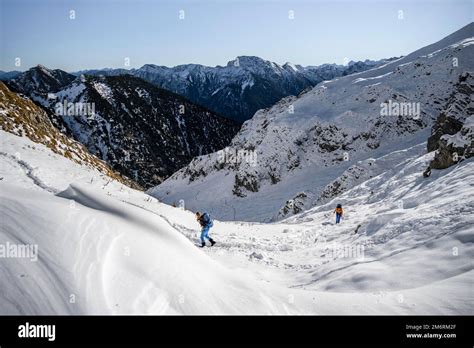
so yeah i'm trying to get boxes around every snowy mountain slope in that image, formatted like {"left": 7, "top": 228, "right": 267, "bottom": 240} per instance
{"left": 77, "top": 56, "right": 392, "bottom": 123}
{"left": 278, "top": 70, "right": 473, "bottom": 220}
{"left": 150, "top": 23, "right": 474, "bottom": 222}
{"left": 282, "top": 151, "right": 473, "bottom": 293}
{"left": 0, "top": 130, "right": 472, "bottom": 314}
{"left": 7, "top": 70, "right": 240, "bottom": 188}
{"left": 147, "top": 139, "right": 473, "bottom": 311}
{"left": 0, "top": 82, "right": 137, "bottom": 189}
{"left": 277, "top": 141, "right": 429, "bottom": 219}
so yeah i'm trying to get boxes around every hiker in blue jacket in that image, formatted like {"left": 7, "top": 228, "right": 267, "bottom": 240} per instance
{"left": 196, "top": 212, "right": 216, "bottom": 247}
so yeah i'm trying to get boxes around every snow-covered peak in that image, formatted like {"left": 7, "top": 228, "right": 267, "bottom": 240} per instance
{"left": 35, "top": 64, "right": 54, "bottom": 76}
{"left": 227, "top": 55, "right": 267, "bottom": 68}
{"left": 138, "top": 64, "right": 162, "bottom": 72}
{"left": 7, "top": 65, "right": 76, "bottom": 98}
{"left": 283, "top": 62, "right": 303, "bottom": 72}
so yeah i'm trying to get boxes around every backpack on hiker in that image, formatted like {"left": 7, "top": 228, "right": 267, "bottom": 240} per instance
{"left": 200, "top": 212, "right": 213, "bottom": 227}
{"left": 203, "top": 212, "right": 213, "bottom": 227}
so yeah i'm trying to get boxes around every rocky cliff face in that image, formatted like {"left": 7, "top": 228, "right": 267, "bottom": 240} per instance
{"left": 428, "top": 72, "right": 474, "bottom": 169}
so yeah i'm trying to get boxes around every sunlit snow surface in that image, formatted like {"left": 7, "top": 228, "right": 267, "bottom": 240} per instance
{"left": 0, "top": 130, "right": 472, "bottom": 314}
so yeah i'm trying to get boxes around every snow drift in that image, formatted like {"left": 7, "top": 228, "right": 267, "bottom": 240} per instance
{"left": 0, "top": 131, "right": 472, "bottom": 315}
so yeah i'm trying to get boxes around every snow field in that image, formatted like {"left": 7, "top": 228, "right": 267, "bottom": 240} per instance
{"left": 1, "top": 130, "right": 472, "bottom": 314}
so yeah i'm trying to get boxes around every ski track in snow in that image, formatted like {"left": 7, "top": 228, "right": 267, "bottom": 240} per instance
{"left": 0, "top": 152, "right": 58, "bottom": 194}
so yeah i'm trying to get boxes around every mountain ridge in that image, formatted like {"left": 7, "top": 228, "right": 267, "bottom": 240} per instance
{"left": 149, "top": 23, "right": 474, "bottom": 222}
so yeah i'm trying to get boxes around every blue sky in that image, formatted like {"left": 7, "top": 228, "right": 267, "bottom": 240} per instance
{"left": 0, "top": 0, "right": 472, "bottom": 71}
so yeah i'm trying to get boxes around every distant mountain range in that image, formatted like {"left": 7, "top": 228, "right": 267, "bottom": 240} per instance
{"left": 1, "top": 57, "right": 396, "bottom": 124}
{"left": 1, "top": 57, "right": 396, "bottom": 123}
{"left": 69, "top": 57, "right": 397, "bottom": 122}
{"left": 0, "top": 70, "right": 21, "bottom": 81}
